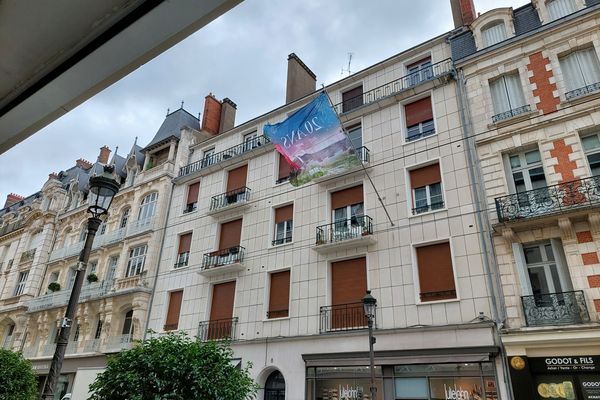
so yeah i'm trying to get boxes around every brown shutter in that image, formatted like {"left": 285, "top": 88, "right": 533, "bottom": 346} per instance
{"left": 343, "top": 86, "right": 363, "bottom": 103}
{"left": 275, "top": 205, "right": 293, "bottom": 224}
{"left": 406, "top": 57, "right": 431, "bottom": 70}
{"left": 405, "top": 97, "right": 433, "bottom": 127}
{"left": 227, "top": 165, "right": 248, "bottom": 192}
{"left": 164, "top": 290, "right": 183, "bottom": 330}
{"left": 278, "top": 153, "right": 292, "bottom": 180}
{"left": 416, "top": 242, "right": 456, "bottom": 302}
{"left": 210, "top": 281, "right": 236, "bottom": 320}
{"left": 331, "top": 257, "right": 367, "bottom": 305}
{"left": 178, "top": 233, "right": 192, "bottom": 254}
{"left": 187, "top": 182, "right": 200, "bottom": 205}
{"left": 268, "top": 270, "right": 290, "bottom": 318}
{"left": 219, "top": 219, "right": 242, "bottom": 250}
{"left": 331, "top": 185, "right": 364, "bottom": 210}
{"left": 410, "top": 163, "right": 441, "bottom": 189}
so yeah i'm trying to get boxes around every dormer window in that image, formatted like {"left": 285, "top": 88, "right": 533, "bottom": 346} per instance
{"left": 482, "top": 21, "right": 507, "bottom": 47}
{"left": 547, "top": 0, "right": 576, "bottom": 21}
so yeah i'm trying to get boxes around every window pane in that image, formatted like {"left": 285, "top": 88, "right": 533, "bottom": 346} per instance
{"left": 588, "top": 153, "right": 600, "bottom": 176}
{"left": 547, "top": 0, "right": 576, "bottom": 21}
{"left": 509, "top": 155, "right": 521, "bottom": 169}
{"left": 525, "top": 150, "right": 541, "bottom": 164}
{"left": 544, "top": 244, "right": 555, "bottom": 261}
{"left": 529, "top": 167, "right": 547, "bottom": 189}
{"left": 334, "top": 207, "right": 347, "bottom": 222}
{"left": 395, "top": 377, "right": 428, "bottom": 398}
{"left": 482, "top": 22, "right": 506, "bottom": 47}
{"left": 582, "top": 135, "right": 600, "bottom": 151}
{"left": 414, "top": 187, "right": 428, "bottom": 207}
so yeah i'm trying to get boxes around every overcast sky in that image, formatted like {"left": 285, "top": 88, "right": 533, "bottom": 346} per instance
{"left": 0, "top": 0, "right": 528, "bottom": 202}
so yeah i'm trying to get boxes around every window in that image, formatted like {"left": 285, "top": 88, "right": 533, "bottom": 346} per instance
{"left": 489, "top": 73, "right": 528, "bottom": 121}
{"left": 106, "top": 256, "right": 118, "bottom": 282}
{"left": 273, "top": 205, "right": 293, "bottom": 246}
{"left": 342, "top": 85, "right": 363, "bottom": 113}
{"left": 268, "top": 270, "right": 290, "bottom": 318}
{"left": 581, "top": 132, "right": 600, "bottom": 176}
{"left": 94, "top": 319, "right": 103, "bottom": 340}
{"left": 2, "top": 324, "right": 15, "bottom": 349}
{"left": 13, "top": 271, "right": 28, "bottom": 296}
{"left": 176, "top": 233, "right": 192, "bottom": 268}
{"left": 119, "top": 208, "right": 130, "bottom": 229}
{"left": 407, "top": 57, "right": 433, "bottom": 87}
{"left": 243, "top": 131, "right": 259, "bottom": 152}
{"left": 415, "top": 242, "right": 457, "bottom": 302}
{"left": 87, "top": 261, "right": 97, "bottom": 284}
{"left": 184, "top": 182, "right": 200, "bottom": 213}
{"left": 218, "top": 219, "right": 242, "bottom": 251}
{"left": 277, "top": 153, "right": 293, "bottom": 184}
{"left": 164, "top": 290, "right": 183, "bottom": 331}
{"left": 79, "top": 227, "right": 87, "bottom": 242}
{"left": 547, "top": 0, "right": 576, "bottom": 21}
{"left": 409, "top": 163, "right": 444, "bottom": 214}
{"left": 331, "top": 185, "right": 365, "bottom": 239}
{"left": 202, "top": 147, "right": 216, "bottom": 167}
{"left": 126, "top": 245, "right": 147, "bottom": 277}
{"left": 66, "top": 267, "right": 77, "bottom": 289}
{"left": 72, "top": 322, "right": 80, "bottom": 342}
{"left": 122, "top": 310, "right": 134, "bottom": 337}
{"left": 346, "top": 123, "right": 364, "bottom": 160}
{"left": 98, "top": 221, "right": 107, "bottom": 235}
{"left": 330, "top": 257, "right": 368, "bottom": 330}
{"left": 560, "top": 48, "right": 600, "bottom": 97}
{"left": 481, "top": 22, "right": 507, "bottom": 47}
{"left": 507, "top": 149, "right": 547, "bottom": 194}
{"left": 208, "top": 281, "right": 236, "bottom": 340}
{"left": 139, "top": 193, "right": 158, "bottom": 221}
{"left": 48, "top": 271, "right": 59, "bottom": 284}
{"left": 405, "top": 97, "right": 435, "bottom": 142}
{"left": 523, "top": 242, "right": 568, "bottom": 295}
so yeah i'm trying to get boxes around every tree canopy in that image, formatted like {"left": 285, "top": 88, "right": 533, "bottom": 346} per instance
{"left": 89, "top": 332, "right": 257, "bottom": 400}
{"left": 0, "top": 348, "right": 38, "bottom": 400}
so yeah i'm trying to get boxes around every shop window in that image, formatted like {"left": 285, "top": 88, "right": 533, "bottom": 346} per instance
{"left": 481, "top": 21, "right": 507, "bottom": 47}
{"left": 184, "top": 182, "right": 200, "bottom": 213}
{"left": 395, "top": 377, "right": 428, "bottom": 399}
{"left": 175, "top": 233, "right": 192, "bottom": 268}
{"left": 164, "top": 290, "right": 183, "bottom": 331}
{"left": 489, "top": 73, "right": 528, "bottom": 121}
{"left": 305, "top": 366, "right": 383, "bottom": 400}
{"left": 409, "top": 163, "right": 444, "bottom": 214}
{"left": 581, "top": 132, "right": 600, "bottom": 176}
{"left": 342, "top": 85, "right": 364, "bottom": 113}
{"left": 547, "top": 0, "right": 576, "bottom": 21}
{"left": 404, "top": 97, "right": 435, "bottom": 142}
{"left": 560, "top": 48, "right": 600, "bottom": 98}
{"left": 273, "top": 205, "right": 293, "bottom": 246}
{"left": 415, "top": 242, "right": 457, "bottom": 302}
{"left": 126, "top": 244, "right": 147, "bottom": 277}
{"left": 267, "top": 270, "right": 290, "bottom": 319}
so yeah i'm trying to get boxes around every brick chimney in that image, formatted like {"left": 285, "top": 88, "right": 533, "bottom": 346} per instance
{"left": 219, "top": 98, "right": 237, "bottom": 133}
{"left": 450, "top": 0, "right": 476, "bottom": 27}
{"left": 98, "top": 145, "right": 111, "bottom": 164}
{"left": 48, "top": 172, "right": 59, "bottom": 181}
{"left": 202, "top": 94, "right": 222, "bottom": 135}
{"left": 4, "top": 193, "right": 24, "bottom": 208}
{"left": 286, "top": 53, "right": 317, "bottom": 104}
{"left": 75, "top": 158, "right": 93, "bottom": 170}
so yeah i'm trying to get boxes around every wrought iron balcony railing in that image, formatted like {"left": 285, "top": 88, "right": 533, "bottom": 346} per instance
{"left": 492, "top": 104, "right": 532, "bottom": 123}
{"left": 19, "top": 249, "right": 36, "bottom": 264}
{"left": 210, "top": 187, "right": 251, "bottom": 211}
{"left": 522, "top": 291, "right": 590, "bottom": 327}
{"left": 319, "top": 302, "right": 373, "bottom": 333}
{"left": 174, "top": 252, "right": 189, "bottom": 268}
{"left": 202, "top": 246, "right": 245, "bottom": 271}
{"left": 272, "top": 236, "right": 292, "bottom": 246}
{"left": 179, "top": 135, "right": 270, "bottom": 178}
{"left": 565, "top": 81, "right": 600, "bottom": 100}
{"left": 495, "top": 176, "right": 600, "bottom": 222}
{"left": 316, "top": 215, "right": 373, "bottom": 245}
{"left": 197, "top": 317, "right": 238, "bottom": 341}
{"left": 354, "top": 146, "right": 370, "bottom": 163}
{"left": 332, "top": 58, "right": 453, "bottom": 114}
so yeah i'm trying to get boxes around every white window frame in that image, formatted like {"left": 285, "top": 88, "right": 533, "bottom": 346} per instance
{"left": 13, "top": 271, "right": 29, "bottom": 296}
{"left": 126, "top": 245, "right": 147, "bottom": 277}
{"left": 138, "top": 193, "right": 158, "bottom": 221}
{"left": 401, "top": 93, "right": 437, "bottom": 144}
{"left": 406, "top": 57, "right": 433, "bottom": 87}
{"left": 119, "top": 208, "right": 130, "bottom": 229}
{"left": 273, "top": 220, "right": 293, "bottom": 246}
{"left": 412, "top": 182, "right": 444, "bottom": 215}
{"left": 411, "top": 239, "right": 460, "bottom": 305}
{"left": 2, "top": 324, "right": 15, "bottom": 349}
{"left": 481, "top": 21, "right": 507, "bottom": 48}
{"left": 202, "top": 147, "right": 216, "bottom": 167}
{"left": 489, "top": 73, "right": 528, "bottom": 118}
{"left": 559, "top": 47, "right": 600, "bottom": 95}
{"left": 546, "top": 0, "right": 577, "bottom": 21}
{"left": 581, "top": 132, "right": 600, "bottom": 177}
{"left": 263, "top": 268, "right": 292, "bottom": 321}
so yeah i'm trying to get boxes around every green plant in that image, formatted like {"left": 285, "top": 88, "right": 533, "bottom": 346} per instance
{"left": 0, "top": 348, "right": 38, "bottom": 400}
{"left": 47, "top": 282, "right": 61, "bottom": 292}
{"left": 89, "top": 332, "right": 257, "bottom": 400}
{"left": 87, "top": 273, "right": 99, "bottom": 283}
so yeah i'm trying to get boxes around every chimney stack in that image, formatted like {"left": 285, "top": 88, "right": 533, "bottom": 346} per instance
{"left": 48, "top": 172, "right": 59, "bottom": 181}
{"left": 450, "top": 0, "right": 476, "bottom": 28}
{"left": 75, "top": 158, "right": 93, "bottom": 170}
{"left": 219, "top": 98, "right": 237, "bottom": 134}
{"left": 4, "top": 193, "right": 24, "bottom": 208}
{"left": 286, "top": 53, "right": 317, "bottom": 104}
{"left": 98, "top": 145, "right": 111, "bottom": 164}
{"left": 202, "top": 94, "right": 222, "bottom": 135}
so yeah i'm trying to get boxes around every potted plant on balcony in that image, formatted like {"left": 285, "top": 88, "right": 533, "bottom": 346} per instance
{"left": 48, "top": 282, "right": 61, "bottom": 292}
{"left": 87, "top": 273, "right": 99, "bottom": 284}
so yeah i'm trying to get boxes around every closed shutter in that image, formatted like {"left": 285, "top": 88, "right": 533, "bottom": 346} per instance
{"left": 406, "top": 57, "right": 431, "bottom": 70}
{"left": 187, "top": 182, "right": 200, "bottom": 205}
{"left": 331, "top": 257, "right": 367, "bottom": 329}
{"left": 227, "top": 165, "right": 248, "bottom": 192}
{"left": 275, "top": 205, "right": 293, "bottom": 224}
{"left": 278, "top": 153, "right": 292, "bottom": 181}
{"left": 405, "top": 97, "right": 433, "bottom": 127}
{"left": 409, "top": 163, "right": 441, "bottom": 189}
{"left": 331, "top": 185, "right": 364, "bottom": 209}
{"left": 208, "top": 281, "right": 236, "bottom": 339}
{"left": 219, "top": 219, "right": 242, "bottom": 250}
{"left": 416, "top": 242, "right": 457, "bottom": 302}
{"left": 178, "top": 233, "right": 192, "bottom": 254}
{"left": 342, "top": 86, "right": 364, "bottom": 112}
{"left": 164, "top": 290, "right": 183, "bottom": 331}
{"left": 268, "top": 270, "right": 290, "bottom": 318}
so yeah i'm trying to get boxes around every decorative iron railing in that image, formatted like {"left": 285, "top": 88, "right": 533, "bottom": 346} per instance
{"left": 197, "top": 317, "right": 238, "bottom": 341}
{"left": 354, "top": 146, "right": 370, "bottom": 163}
{"left": 332, "top": 58, "right": 453, "bottom": 114}
{"left": 179, "top": 135, "right": 271, "bottom": 178}
{"left": 565, "top": 81, "right": 600, "bottom": 100}
{"left": 272, "top": 236, "right": 293, "bottom": 246}
{"left": 522, "top": 291, "right": 590, "bottom": 327}
{"left": 19, "top": 249, "right": 36, "bottom": 264}
{"left": 412, "top": 201, "right": 445, "bottom": 215}
{"left": 210, "top": 187, "right": 251, "bottom": 211}
{"left": 316, "top": 215, "right": 373, "bottom": 245}
{"left": 202, "top": 246, "right": 245, "bottom": 271}
{"left": 492, "top": 104, "right": 532, "bottom": 123}
{"left": 495, "top": 176, "right": 600, "bottom": 222}
{"left": 319, "top": 302, "right": 373, "bottom": 333}
{"left": 174, "top": 252, "right": 189, "bottom": 268}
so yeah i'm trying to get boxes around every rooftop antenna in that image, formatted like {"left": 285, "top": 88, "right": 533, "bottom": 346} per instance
{"left": 166, "top": 108, "right": 170, "bottom": 116}
{"left": 180, "top": 100, "right": 184, "bottom": 109}
{"left": 341, "top": 52, "right": 353, "bottom": 77}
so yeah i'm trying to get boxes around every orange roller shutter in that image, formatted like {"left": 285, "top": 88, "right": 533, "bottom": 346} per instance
{"left": 268, "top": 270, "right": 290, "bottom": 318}
{"left": 416, "top": 242, "right": 456, "bottom": 302}
{"left": 331, "top": 185, "right": 364, "bottom": 209}
{"left": 227, "top": 165, "right": 248, "bottom": 192}
{"left": 164, "top": 290, "right": 183, "bottom": 330}
{"left": 275, "top": 205, "right": 293, "bottom": 224}
{"left": 405, "top": 97, "right": 433, "bottom": 127}
{"left": 409, "top": 163, "right": 441, "bottom": 189}
{"left": 187, "top": 182, "right": 200, "bottom": 205}
{"left": 178, "top": 233, "right": 192, "bottom": 254}
{"left": 219, "top": 219, "right": 242, "bottom": 250}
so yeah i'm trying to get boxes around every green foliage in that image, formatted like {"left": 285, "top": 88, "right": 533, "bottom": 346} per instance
{"left": 89, "top": 332, "right": 258, "bottom": 400}
{"left": 0, "top": 348, "right": 38, "bottom": 400}
{"left": 86, "top": 273, "right": 99, "bottom": 283}
{"left": 48, "top": 281, "right": 61, "bottom": 292}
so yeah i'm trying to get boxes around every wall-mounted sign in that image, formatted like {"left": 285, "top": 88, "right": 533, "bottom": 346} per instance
{"left": 530, "top": 357, "right": 599, "bottom": 373}
{"left": 511, "top": 356, "right": 526, "bottom": 371}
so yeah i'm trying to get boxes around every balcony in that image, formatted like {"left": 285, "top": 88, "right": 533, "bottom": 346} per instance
{"left": 197, "top": 317, "right": 238, "bottom": 341}
{"left": 48, "top": 227, "right": 127, "bottom": 262}
{"left": 492, "top": 105, "right": 532, "bottom": 123}
{"left": 272, "top": 235, "right": 292, "bottom": 246}
{"left": 314, "top": 216, "right": 375, "bottom": 254}
{"left": 319, "top": 302, "right": 373, "bottom": 333}
{"left": 126, "top": 217, "right": 155, "bottom": 237}
{"left": 200, "top": 246, "right": 245, "bottom": 276}
{"left": 82, "top": 338, "right": 101, "bottom": 353}
{"left": 332, "top": 58, "right": 453, "bottom": 115}
{"left": 105, "top": 334, "right": 135, "bottom": 352}
{"left": 495, "top": 176, "right": 600, "bottom": 223}
{"left": 113, "top": 271, "right": 150, "bottom": 292}
{"left": 178, "top": 135, "right": 271, "bottom": 181}
{"left": 208, "top": 187, "right": 251, "bottom": 215}
{"left": 19, "top": 249, "right": 36, "bottom": 264}
{"left": 27, "top": 281, "right": 112, "bottom": 312}
{"left": 49, "top": 241, "right": 84, "bottom": 262}
{"left": 93, "top": 227, "right": 126, "bottom": 248}
{"left": 565, "top": 81, "right": 600, "bottom": 101}
{"left": 522, "top": 291, "right": 591, "bottom": 327}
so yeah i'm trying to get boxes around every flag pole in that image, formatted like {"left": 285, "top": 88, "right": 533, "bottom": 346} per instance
{"left": 322, "top": 88, "right": 395, "bottom": 227}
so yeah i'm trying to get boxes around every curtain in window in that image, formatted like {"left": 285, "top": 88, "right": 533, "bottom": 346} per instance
{"left": 547, "top": 0, "right": 576, "bottom": 21}
{"left": 482, "top": 23, "right": 506, "bottom": 47}
{"left": 561, "top": 49, "right": 600, "bottom": 91}
{"left": 490, "top": 74, "right": 526, "bottom": 114}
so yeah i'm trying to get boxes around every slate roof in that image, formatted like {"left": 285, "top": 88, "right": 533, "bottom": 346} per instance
{"left": 142, "top": 108, "right": 200, "bottom": 151}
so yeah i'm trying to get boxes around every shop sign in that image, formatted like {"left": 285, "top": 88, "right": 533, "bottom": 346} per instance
{"left": 581, "top": 377, "right": 600, "bottom": 400}
{"left": 444, "top": 384, "right": 471, "bottom": 400}
{"left": 530, "top": 357, "right": 599, "bottom": 373}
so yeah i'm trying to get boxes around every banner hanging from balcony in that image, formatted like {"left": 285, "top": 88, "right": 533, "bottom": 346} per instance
{"left": 263, "top": 92, "right": 361, "bottom": 186}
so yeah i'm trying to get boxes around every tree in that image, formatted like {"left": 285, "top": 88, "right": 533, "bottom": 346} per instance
{"left": 0, "top": 348, "right": 38, "bottom": 400}
{"left": 89, "top": 332, "right": 258, "bottom": 400}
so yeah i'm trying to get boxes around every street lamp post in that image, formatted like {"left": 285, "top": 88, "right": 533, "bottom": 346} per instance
{"left": 363, "top": 290, "right": 377, "bottom": 400}
{"left": 42, "top": 166, "right": 119, "bottom": 400}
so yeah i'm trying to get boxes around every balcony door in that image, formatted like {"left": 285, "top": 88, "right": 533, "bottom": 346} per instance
{"left": 506, "top": 149, "right": 549, "bottom": 216}
{"left": 208, "top": 281, "right": 236, "bottom": 339}
{"left": 330, "top": 257, "right": 367, "bottom": 330}
{"left": 331, "top": 185, "right": 364, "bottom": 241}
{"left": 226, "top": 165, "right": 248, "bottom": 204}
{"left": 524, "top": 242, "right": 572, "bottom": 296}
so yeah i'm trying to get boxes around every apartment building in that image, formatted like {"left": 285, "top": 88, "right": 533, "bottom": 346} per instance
{"left": 450, "top": 0, "right": 600, "bottom": 398}
{"left": 146, "top": 33, "right": 506, "bottom": 400}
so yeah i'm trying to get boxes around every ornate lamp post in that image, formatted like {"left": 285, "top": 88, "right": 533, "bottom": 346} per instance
{"left": 42, "top": 166, "right": 119, "bottom": 399}
{"left": 363, "top": 290, "right": 377, "bottom": 400}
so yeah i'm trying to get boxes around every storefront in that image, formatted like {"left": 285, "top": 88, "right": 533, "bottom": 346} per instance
{"left": 509, "top": 355, "right": 600, "bottom": 400}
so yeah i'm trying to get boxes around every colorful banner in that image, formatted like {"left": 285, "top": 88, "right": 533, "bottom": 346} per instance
{"left": 263, "top": 92, "right": 361, "bottom": 186}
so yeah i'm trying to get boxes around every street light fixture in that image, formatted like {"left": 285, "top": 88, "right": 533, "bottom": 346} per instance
{"left": 363, "top": 290, "right": 377, "bottom": 400}
{"left": 42, "top": 166, "right": 119, "bottom": 400}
